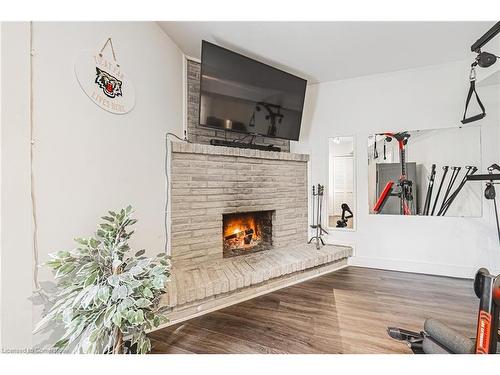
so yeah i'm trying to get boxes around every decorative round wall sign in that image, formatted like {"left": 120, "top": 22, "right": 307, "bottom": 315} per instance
{"left": 74, "top": 39, "right": 135, "bottom": 114}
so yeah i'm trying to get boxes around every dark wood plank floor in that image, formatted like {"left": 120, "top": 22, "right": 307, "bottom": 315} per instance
{"left": 149, "top": 266, "right": 478, "bottom": 354}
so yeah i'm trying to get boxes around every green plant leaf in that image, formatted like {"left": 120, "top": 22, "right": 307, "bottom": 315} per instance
{"left": 142, "top": 287, "right": 153, "bottom": 299}
{"left": 57, "top": 250, "right": 72, "bottom": 259}
{"left": 97, "top": 285, "right": 110, "bottom": 304}
{"left": 55, "top": 262, "right": 76, "bottom": 278}
{"left": 107, "top": 275, "right": 120, "bottom": 288}
{"left": 129, "top": 266, "right": 143, "bottom": 276}
{"left": 151, "top": 265, "right": 167, "bottom": 276}
{"left": 53, "top": 338, "right": 69, "bottom": 351}
{"left": 89, "top": 327, "right": 100, "bottom": 343}
{"left": 135, "top": 249, "right": 146, "bottom": 257}
{"left": 152, "top": 275, "right": 167, "bottom": 290}
{"left": 123, "top": 309, "right": 134, "bottom": 324}
{"left": 153, "top": 316, "right": 160, "bottom": 327}
{"left": 104, "top": 305, "right": 116, "bottom": 328}
{"left": 137, "top": 258, "right": 150, "bottom": 268}
{"left": 46, "top": 259, "right": 62, "bottom": 269}
{"left": 112, "top": 312, "right": 122, "bottom": 327}
{"left": 100, "top": 223, "right": 114, "bottom": 231}
{"left": 134, "top": 298, "right": 151, "bottom": 308}
{"left": 74, "top": 238, "right": 88, "bottom": 246}
{"left": 81, "top": 285, "right": 99, "bottom": 308}
{"left": 113, "top": 285, "right": 128, "bottom": 300}
{"left": 135, "top": 309, "right": 145, "bottom": 325}
{"left": 89, "top": 238, "right": 100, "bottom": 248}
{"left": 84, "top": 271, "right": 98, "bottom": 288}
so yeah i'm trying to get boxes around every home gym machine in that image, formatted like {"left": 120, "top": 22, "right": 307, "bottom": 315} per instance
{"left": 373, "top": 132, "right": 414, "bottom": 215}
{"left": 388, "top": 268, "right": 499, "bottom": 354}
{"left": 308, "top": 184, "right": 328, "bottom": 249}
{"left": 336, "top": 203, "right": 353, "bottom": 228}
{"left": 462, "top": 21, "right": 500, "bottom": 124}
{"left": 388, "top": 164, "right": 500, "bottom": 353}
{"left": 467, "top": 163, "right": 500, "bottom": 244}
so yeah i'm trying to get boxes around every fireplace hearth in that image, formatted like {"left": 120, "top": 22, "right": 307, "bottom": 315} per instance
{"left": 223, "top": 210, "right": 274, "bottom": 258}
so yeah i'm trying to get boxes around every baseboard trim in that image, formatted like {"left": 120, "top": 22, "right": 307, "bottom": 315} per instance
{"left": 349, "top": 256, "right": 500, "bottom": 279}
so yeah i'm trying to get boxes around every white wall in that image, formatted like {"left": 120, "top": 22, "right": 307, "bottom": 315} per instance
{"left": 294, "top": 59, "right": 500, "bottom": 278}
{"left": 1, "top": 22, "right": 34, "bottom": 351}
{"left": 1, "top": 22, "right": 184, "bottom": 350}
{"left": 0, "top": 21, "right": 3, "bottom": 350}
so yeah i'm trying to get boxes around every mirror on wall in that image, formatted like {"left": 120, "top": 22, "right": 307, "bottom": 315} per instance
{"left": 328, "top": 136, "right": 355, "bottom": 230}
{"left": 367, "top": 126, "right": 482, "bottom": 217}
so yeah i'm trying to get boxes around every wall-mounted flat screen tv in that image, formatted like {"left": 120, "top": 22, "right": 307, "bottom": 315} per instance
{"left": 199, "top": 41, "right": 307, "bottom": 141}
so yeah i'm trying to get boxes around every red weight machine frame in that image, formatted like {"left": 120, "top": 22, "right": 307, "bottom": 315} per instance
{"left": 373, "top": 132, "right": 413, "bottom": 215}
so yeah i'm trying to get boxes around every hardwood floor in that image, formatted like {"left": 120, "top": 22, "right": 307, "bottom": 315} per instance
{"left": 149, "top": 266, "right": 478, "bottom": 354}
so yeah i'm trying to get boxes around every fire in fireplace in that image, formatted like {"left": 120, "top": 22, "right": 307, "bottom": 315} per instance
{"left": 222, "top": 210, "right": 274, "bottom": 257}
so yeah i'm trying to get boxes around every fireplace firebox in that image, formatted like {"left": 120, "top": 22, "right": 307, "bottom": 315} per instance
{"left": 222, "top": 210, "right": 274, "bottom": 257}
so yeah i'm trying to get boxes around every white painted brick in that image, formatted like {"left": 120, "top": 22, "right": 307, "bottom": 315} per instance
{"left": 169, "top": 141, "right": 308, "bottom": 264}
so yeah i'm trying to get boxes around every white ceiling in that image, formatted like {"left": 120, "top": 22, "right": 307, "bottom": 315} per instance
{"left": 158, "top": 21, "right": 496, "bottom": 84}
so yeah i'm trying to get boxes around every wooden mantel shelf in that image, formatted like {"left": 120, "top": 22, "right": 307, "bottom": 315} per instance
{"left": 170, "top": 140, "right": 310, "bottom": 162}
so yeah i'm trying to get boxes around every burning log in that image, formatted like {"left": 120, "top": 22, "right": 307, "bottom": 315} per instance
{"left": 224, "top": 230, "right": 244, "bottom": 241}
{"left": 224, "top": 228, "right": 254, "bottom": 241}
{"left": 244, "top": 233, "right": 253, "bottom": 244}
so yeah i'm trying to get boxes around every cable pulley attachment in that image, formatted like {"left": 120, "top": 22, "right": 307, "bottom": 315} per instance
{"left": 461, "top": 64, "right": 486, "bottom": 125}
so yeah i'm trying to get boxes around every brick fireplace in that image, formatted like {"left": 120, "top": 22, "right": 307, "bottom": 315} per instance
{"left": 159, "top": 141, "right": 353, "bottom": 324}
{"left": 167, "top": 142, "right": 309, "bottom": 265}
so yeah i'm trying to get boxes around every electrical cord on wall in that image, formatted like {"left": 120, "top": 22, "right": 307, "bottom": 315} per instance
{"left": 29, "top": 21, "right": 40, "bottom": 291}
{"left": 164, "top": 132, "right": 190, "bottom": 255}
{"left": 29, "top": 22, "right": 46, "bottom": 298}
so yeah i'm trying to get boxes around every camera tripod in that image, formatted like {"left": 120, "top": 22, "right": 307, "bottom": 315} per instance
{"left": 308, "top": 184, "right": 329, "bottom": 249}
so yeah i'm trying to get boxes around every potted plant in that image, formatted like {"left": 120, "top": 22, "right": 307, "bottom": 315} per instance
{"left": 34, "top": 206, "right": 170, "bottom": 354}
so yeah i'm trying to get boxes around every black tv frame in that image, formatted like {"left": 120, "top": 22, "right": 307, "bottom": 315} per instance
{"left": 198, "top": 40, "right": 307, "bottom": 142}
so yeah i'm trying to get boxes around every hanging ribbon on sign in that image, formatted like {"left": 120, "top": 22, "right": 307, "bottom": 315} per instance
{"left": 75, "top": 37, "right": 135, "bottom": 114}
{"left": 99, "top": 38, "right": 120, "bottom": 67}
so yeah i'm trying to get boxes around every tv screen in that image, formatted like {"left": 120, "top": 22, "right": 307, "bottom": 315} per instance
{"left": 199, "top": 41, "right": 307, "bottom": 141}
